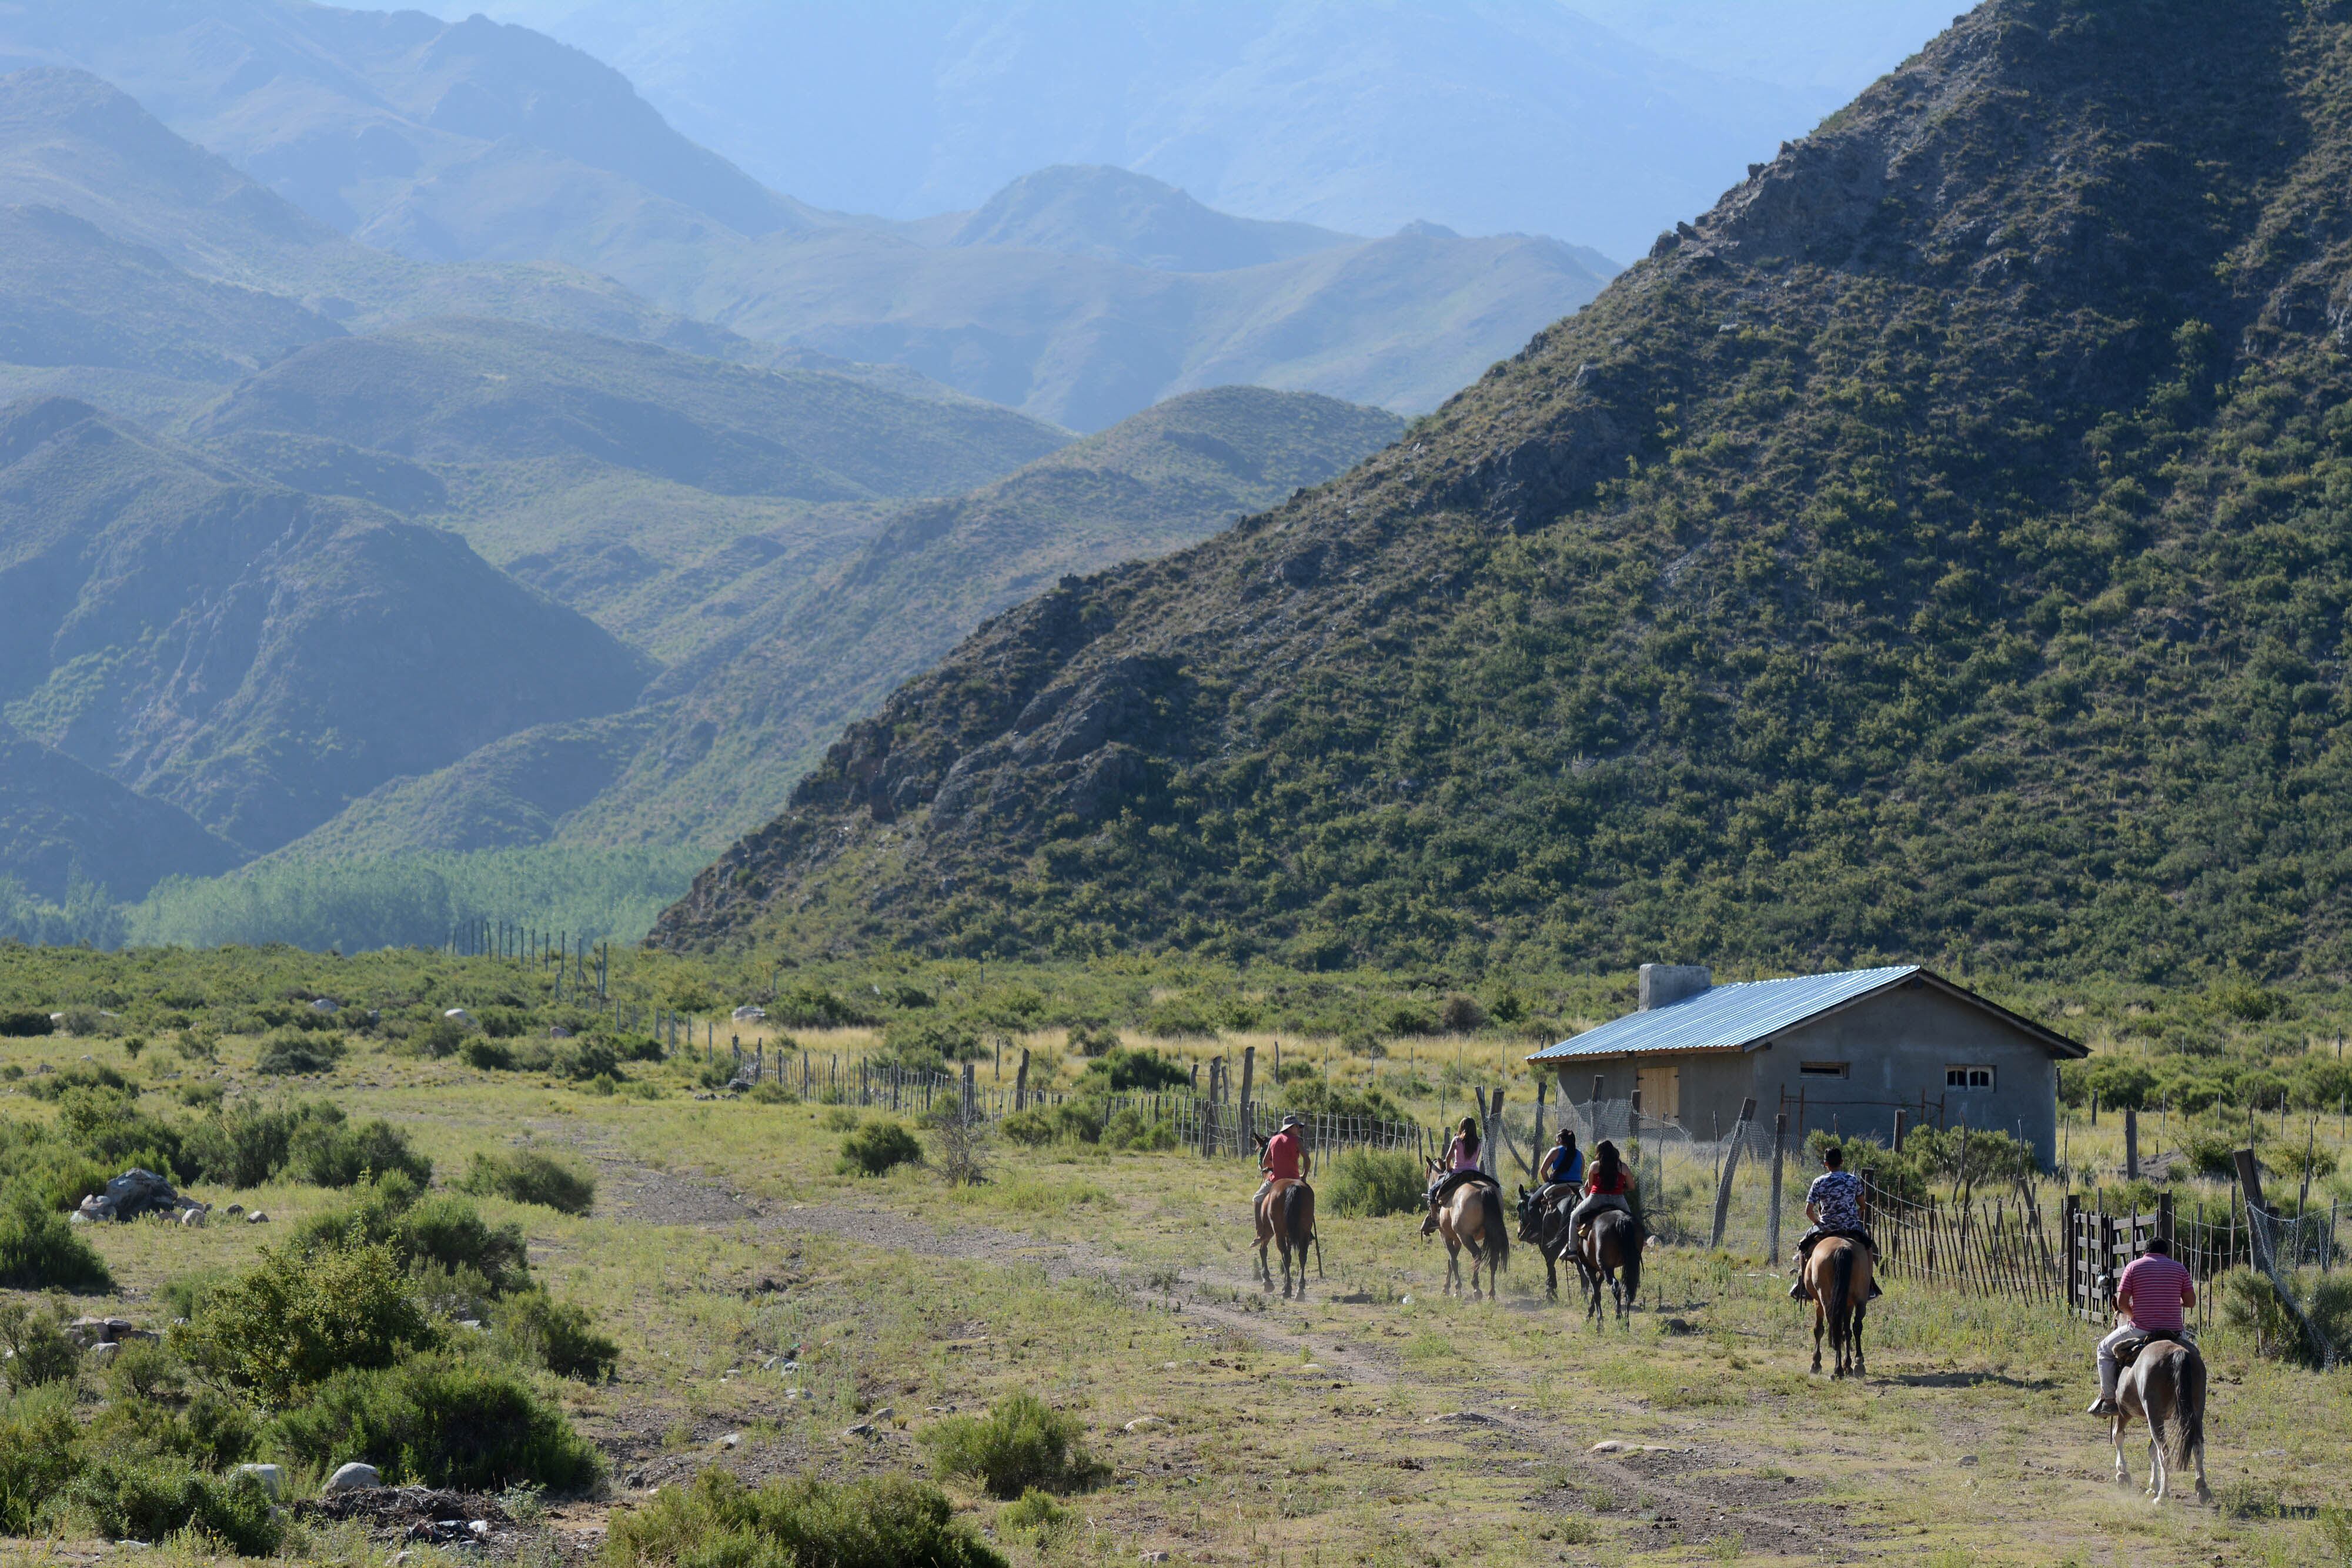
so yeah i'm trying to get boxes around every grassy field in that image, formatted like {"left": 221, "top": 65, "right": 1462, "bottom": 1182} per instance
{"left": 4, "top": 1009, "right": 2347, "bottom": 1567}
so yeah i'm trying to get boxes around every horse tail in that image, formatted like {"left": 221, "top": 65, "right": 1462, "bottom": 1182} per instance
{"left": 1618, "top": 1215, "right": 1643, "bottom": 1299}
{"left": 1829, "top": 1238, "right": 1856, "bottom": 1332}
{"left": 2156, "top": 1348, "right": 2204, "bottom": 1473}
{"left": 1283, "top": 1183, "right": 1309, "bottom": 1255}
{"left": 1478, "top": 1186, "right": 1509, "bottom": 1276}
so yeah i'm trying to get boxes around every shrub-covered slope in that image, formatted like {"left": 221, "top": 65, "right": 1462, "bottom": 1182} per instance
{"left": 655, "top": 0, "right": 2352, "bottom": 981}
{"left": 276, "top": 387, "right": 1407, "bottom": 858}
{"left": 0, "top": 722, "right": 240, "bottom": 902}
{"left": 0, "top": 398, "right": 651, "bottom": 855}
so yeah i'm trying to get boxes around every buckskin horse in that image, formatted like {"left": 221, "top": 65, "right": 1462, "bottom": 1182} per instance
{"left": 1574, "top": 1203, "right": 1643, "bottom": 1325}
{"left": 1254, "top": 1176, "right": 1321, "bottom": 1299}
{"left": 1422, "top": 1160, "right": 1508, "bottom": 1298}
{"left": 2111, "top": 1334, "right": 2210, "bottom": 1503}
{"left": 1804, "top": 1235, "right": 1872, "bottom": 1378}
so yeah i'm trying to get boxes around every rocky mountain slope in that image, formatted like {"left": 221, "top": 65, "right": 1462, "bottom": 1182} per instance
{"left": 0, "top": 721, "right": 240, "bottom": 902}
{"left": 274, "top": 387, "right": 1406, "bottom": 859}
{"left": 654, "top": 0, "right": 2352, "bottom": 982}
{"left": 0, "top": 397, "right": 651, "bottom": 855}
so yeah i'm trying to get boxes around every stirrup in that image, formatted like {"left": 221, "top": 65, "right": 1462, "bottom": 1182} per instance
{"left": 2086, "top": 1397, "right": 2118, "bottom": 1417}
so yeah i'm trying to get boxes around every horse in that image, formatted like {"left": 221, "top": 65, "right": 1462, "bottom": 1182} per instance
{"left": 1805, "top": 1235, "right": 1872, "bottom": 1378}
{"left": 1421, "top": 1161, "right": 1508, "bottom": 1298}
{"left": 1254, "top": 1178, "right": 1321, "bottom": 1299}
{"left": 1516, "top": 1183, "right": 1583, "bottom": 1301}
{"left": 1574, "top": 1204, "right": 1643, "bottom": 1325}
{"left": 2112, "top": 1336, "right": 2210, "bottom": 1504}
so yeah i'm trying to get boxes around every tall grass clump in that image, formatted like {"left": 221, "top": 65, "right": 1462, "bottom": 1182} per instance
{"left": 1324, "top": 1148, "right": 1427, "bottom": 1217}
{"left": 840, "top": 1121, "right": 922, "bottom": 1176}
{"left": 607, "top": 1469, "right": 1003, "bottom": 1568}
{"left": 917, "top": 1392, "right": 1098, "bottom": 1499}
{"left": 459, "top": 1149, "right": 597, "bottom": 1215}
{"left": 270, "top": 1354, "right": 602, "bottom": 1493}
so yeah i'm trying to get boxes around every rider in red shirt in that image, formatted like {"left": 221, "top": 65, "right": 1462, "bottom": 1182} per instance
{"left": 2090, "top": 1236, "right": 2196, "bottom": 1415}
{"left": 1251, "top": 1113, "right": 1308, "bottom": 1219}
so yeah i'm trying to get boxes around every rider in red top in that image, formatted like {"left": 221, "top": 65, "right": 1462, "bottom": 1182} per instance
{"left": 2090, "top": 1236, "right": 2196, "bottom": 1415}
{"left": 1251, "top": 1113, "right": 1308, "bottom": 1221}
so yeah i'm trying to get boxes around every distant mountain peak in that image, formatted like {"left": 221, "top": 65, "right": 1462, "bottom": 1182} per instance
{"left": 950, "top": 163, "right": 1357, "bottom": 272}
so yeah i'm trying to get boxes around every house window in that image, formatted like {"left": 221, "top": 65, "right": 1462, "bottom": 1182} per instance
{"left": 1947, "top": 1065, "right": 1994, "bottom": 1091}
{"left": 1799, "top": 1061, "right": 1849, "bottom": 1078}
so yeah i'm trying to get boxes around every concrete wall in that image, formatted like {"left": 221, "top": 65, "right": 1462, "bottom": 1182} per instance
{"left": 1547, "top": 979, "right": 2064, "bottom": 1165}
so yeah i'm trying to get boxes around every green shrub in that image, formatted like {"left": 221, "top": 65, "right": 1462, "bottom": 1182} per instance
{"left": 22, "top": 1059, "right": 132, "bottom": 1099}
{"left": 0, "top": 1301, "right": 82, "bottom": 1390}
{"left": 269, "top": 1355, "right": 603, "bottom": 1493}
{"left": 554, "top": 1039, "right": 624, "bottom": 1082}
{"left": 0, "top": 1009, "right": 53, "bottom": 1038}
{"left": 1325, "top": 1148, "right": 1427, "bottom": 1217}
{"left": 0, "top": 1188, "right": 113, "bottom": 1292}
{"left": 459, "top": 1149, "right": 597, "bottom": 1215}
{"left": 177, "top": 1241, "right": 439, "bottom": 1405}
{"left": 916, "top": 1392, "right": 1097, "bottom": 1499}
{"left": 68, "top": 1456, "right": 280, "bottom": 1556}
{"left": 1101, "top": 1106, "right": 1177, "bottom": 1151}
{"left": 998, "top": 1486, "right": 1068, "bottom": 1533}
{"left": 879, "top": 1018, "right": 981, "bottom": 1074}
{"left": 178, "top": 1098, "right": 342, "bottom": 1188}
{"left": 767, "top": 984, "right": 878, "bottom": 1030}
{"left": 255, "top": 1030, "right": 344, "bottom": 1075}
{"left": 1067, "top": 1021, "right": 1121, "bottom": 1058}
{"left": 289, "top": 1111, "right": 432, "bottom": 1188}
{"left": 1082, "top": 1045, "right": 1188, "bottom": 1092}
{"left": 495, "top": 1289, "right": 619, "bottom": 1381}
{"left": 0, "top": 1390, "right": 78, "bottom": 1533}
{"left": 840, "top": 1121, "right": 921, "bottom": 1176}
{"left": 607, "top": 1468, "right": 1003, "bottom": 1568}
{"left": 749, "top": 1081, "right": 794, "bottom": 1105}
{"left": 463, "top": 1038, "right": 515, "bottom": 1071}
{"left": 295, "top": 1178, "right": 530, "bottom": 1295}
{"left": 820, "top": 1106, "right": 861, "bottom": 1132}
{"left": 2219, "top": 1269, "right": 2352, "bottom": 1368}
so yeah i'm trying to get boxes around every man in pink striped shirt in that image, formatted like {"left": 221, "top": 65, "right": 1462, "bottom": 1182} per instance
{"left": 2089, "top": 1236, "right": 2196, "bottom": 1416}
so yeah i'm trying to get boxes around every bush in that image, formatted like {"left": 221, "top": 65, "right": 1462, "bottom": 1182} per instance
{"left": 0, "top": 1301, "right": 82, "bottom": 1391}
{"left": 177, "top": 1241, "right": 439, "bottom": 1405}
{"left": 459, "top": 1149, "right": 597, "bottom": 1215}
{"left": 1438, "top": 994, "right": 1487, "bottom": 1032}
{"left": 0, "top": 1188, "right": 113, "bottom": 1292}
{"left": 917, "top": 1392, "right": 1097, "bottom": 1499}
{"left": 1324, "top": 1148, "right": 1427, "bottom": 1217}
{"left": 1101, "top": 1106, "right": 1175, "bottom": 1151}
{"left": 178, "top": 1098, "right": 342, "bottom": 1189}
{"left": 840, "top": 1121, "right": 922, "bottom": 1176}
{"left": 463, "top": 1038, "right": 515, "bottom": 1071}
{"left": 2219, "top": 1269, "right": 2352, "bottom": 1368}
{"left": 420, "top": 1018, "right": 467, "bottom": 1058}
{"left": 1067, "top": 1021, "right": 1121, "bottom": 1058}
{"left": 608, "top": 1468, "right": 1003, "bottom": 1568}
{"left": 1083, "top": 1045, "right": 1188, "bottom": 1092}
{"left": 68, "top": 1457, "right": 280, "bottom": 1556}
{"left": 880, "top": 1018, "right": 982, "bottom": 1074}
{"left": 0, "top": 1009, "right": 53, "bottom": 1038}
{"left": 295, "top": 1178, "right": 531, "bottom": 1295}
{"left": 998, "top": 1487, "right": 1068, "bottom": 1535}
{"left": 270, "top": 1355, "right": 603, "bottom": 1493}
{"left": 553, "top": 1039, "right": 624, "bottom": 1082}
{"left": 495, "top": 1289, "right": 619, "bottom": 1381}
{"left": 290, "top": 1112, "right": 433, "bottom": 1188}
{"left": 255, "top": 1029, "right": 344, "bottom": 1075}
{"left": 767, "top": 984, "right": 879, "bottom": 1030}
{"left": 0, "top": 1392, "right": 78, "bottom": 1533}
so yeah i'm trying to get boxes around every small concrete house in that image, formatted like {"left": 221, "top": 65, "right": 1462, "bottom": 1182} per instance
{"left": 1527, "top": 964, "right": 2086, "bottom": 1165}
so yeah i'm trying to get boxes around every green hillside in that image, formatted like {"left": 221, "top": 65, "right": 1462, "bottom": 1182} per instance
{"left": 0, "top": 721, "right": 240, "bottom": 904}
{"left": 277, "top": 387, "right": 1406, "bottom": 858}
{"left": 0, "top": 397, "right": 652, "bottom": 854}
{"left": 654, "top": 0, "right": 2352, "bottom": 983}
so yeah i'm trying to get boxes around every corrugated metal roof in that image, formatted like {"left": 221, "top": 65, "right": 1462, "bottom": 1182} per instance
{"left": 1528, "top": 965, "right": 1922, "bottom": 1062}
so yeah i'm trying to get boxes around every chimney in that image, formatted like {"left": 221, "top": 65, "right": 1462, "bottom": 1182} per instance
{"left": 1638, "top": 964, "right": 1711, "bottom": 1011}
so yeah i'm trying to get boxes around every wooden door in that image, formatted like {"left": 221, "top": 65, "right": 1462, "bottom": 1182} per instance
{"left": 1636, "top": 1062, "right": 1680, "bottom": 1122}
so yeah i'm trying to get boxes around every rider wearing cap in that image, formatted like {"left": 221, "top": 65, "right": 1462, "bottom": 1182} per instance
{"left": 2089, "top": 1236, "right": 2196, "bottom": 1416}
{"left": 1252, "top": 1112, "right": 1309, "bottom": 1221}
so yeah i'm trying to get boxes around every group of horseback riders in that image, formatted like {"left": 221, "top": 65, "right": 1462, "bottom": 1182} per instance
{"left": 1249, "top": 1114, "right": 2207, "bottom": 1481}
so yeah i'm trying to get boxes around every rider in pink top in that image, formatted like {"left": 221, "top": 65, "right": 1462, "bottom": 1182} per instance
{"left": 2089, "top": 1236, "right": 2196, "bottom": 1415}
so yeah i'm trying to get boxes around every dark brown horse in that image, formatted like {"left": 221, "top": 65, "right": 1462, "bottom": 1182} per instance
{"left": 1516, "top": 1183, "right": 1581, "bottom": 1300}
{"left": 1805, "top": 1235, "right": 1871, "bottom": 1378}
{"left": 1255, "top": 1178, "right": 1320, "bottom": 1299}
{"left": 1574, "top": 1205, "right": 1642, "bottom": 1325}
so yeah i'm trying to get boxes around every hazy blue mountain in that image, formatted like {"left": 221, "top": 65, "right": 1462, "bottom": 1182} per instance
{"left": 0, "top": 720, "right": 242, "bottom": 902}
{"left": 947, "top": 165, "right": 1355, "bottom": 272}
{"left": 337, "top": 0, "right": 1957, "bottom": 260}
{"left": 0, "top": 396, "right": 653, "bottom": 854}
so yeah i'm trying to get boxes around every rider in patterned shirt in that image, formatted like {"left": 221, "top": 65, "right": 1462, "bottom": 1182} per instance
{"left": 1788, "top": 1144, "right": 1882, "bottom": 1300}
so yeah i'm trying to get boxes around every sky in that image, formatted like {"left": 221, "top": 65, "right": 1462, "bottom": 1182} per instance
{"left": 342, "top": 0, "right": 1968, "bottom": 260}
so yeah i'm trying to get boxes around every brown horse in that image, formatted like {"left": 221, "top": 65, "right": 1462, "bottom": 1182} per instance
{"left": 1805, "top": 1236, "right": 1872, "bottom": 1378}
{"left": 1573, "top": 1204, "right": 1643, "bottom": 1325}
{"left": 1255, "top": 1178, "right": 1320, "bottom": 1298}
{"left": 2112, "top": 1336, "right": 2210, "bottom": 1503}
{"left": 1421, "top": 1162, "right": 1509, "bottom": 1298}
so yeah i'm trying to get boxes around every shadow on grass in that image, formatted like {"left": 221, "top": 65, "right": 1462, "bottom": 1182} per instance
{"left": 1880, "top": 1370, "right": 2056, "bottom": 1390}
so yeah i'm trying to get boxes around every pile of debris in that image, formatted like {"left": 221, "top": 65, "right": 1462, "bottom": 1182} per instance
{"left": 293, "top": 1479, "right": 512, "bottom": 1547}
{"left": 72, "top": 1168, "right": 209, "bottom": 1226}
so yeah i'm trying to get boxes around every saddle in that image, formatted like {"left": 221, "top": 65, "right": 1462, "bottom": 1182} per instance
{"left": 2112, "top": 1329, "right": 2193, "bottom": 1369}
{"left": 1431, "top": 1169, "right": 1498, "bottom": 1205}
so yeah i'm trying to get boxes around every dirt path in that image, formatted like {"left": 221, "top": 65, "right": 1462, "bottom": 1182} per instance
{"left": 557, "top": 1134, "right": 1855, "bottom": 1560}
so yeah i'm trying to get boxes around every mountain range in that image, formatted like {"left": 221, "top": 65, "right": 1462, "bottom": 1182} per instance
{"left": 0, "top": 4, "right": 1619, "bottom": 430}
{"left": 653, "top": 0, "right": 2352, "bottom": 984}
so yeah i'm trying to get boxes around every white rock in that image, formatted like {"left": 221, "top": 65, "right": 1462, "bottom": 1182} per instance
{"left": 323, "top": 1462, "right": 380, "bottom": 1494}
{"left": 179, "top": 1208, "right": 205, "bottom": 1228}
{"left": 84, "top": 1341, "right": 120, "bottom": 1369}
{"left": 468, "top": 1520, "right": 490, "bottom": 1539}
{"left": 719, "top": 1432, "right": 742, "bottom": 1449}
{"left": 1122, "top": 1416, "right": 1165, "bottom": 1433}
{"left": 246, "top": 1211, "right": 270, "bottom": 1224}
{"left": 1590, "top": 1439, "right": 1629, "bottom": 1453}
{"left": 235, "top": 1465, "right": 283, "bottom": 1500}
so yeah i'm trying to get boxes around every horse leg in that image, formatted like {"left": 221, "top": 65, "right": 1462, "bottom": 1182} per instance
{"left": 1851, "top": 1301, "right": 1866, "bottom": 1378}
{"left": 1810, "top": 1299, "right": 1825, "bottom": 1376}
{"left": 2146, "top": 1433, "right": 2164, "bottom": 1502}
{"left": 2110, "top": 1414, "right": 2129, "bottom": 1486}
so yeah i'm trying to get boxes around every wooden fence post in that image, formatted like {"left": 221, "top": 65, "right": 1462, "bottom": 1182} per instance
{"left": 1015, "top": 1049, "right": 1030, "bottom": 1112}
{"left": 1892, "top": 1108, "right": 1907, "bottom": 1152}
{"left": 1710, "top": 1096, "right": 1757, "bottom": 1251}
{"left": 1237, "top": 1047, "right": 1257, "bottom": 1159}
{"left": 2124, "top": 1106, "right": 2139, "bottom": 1181}
{"left": 2063, "top": 1193, "right": 2081, "bottom": 1315}
{"left": 1766, "top": 1113, "right": 1788, "bottom": 1268}
{"left": 1478, "top": 1087, "right": 1501, "bottom": 1178}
